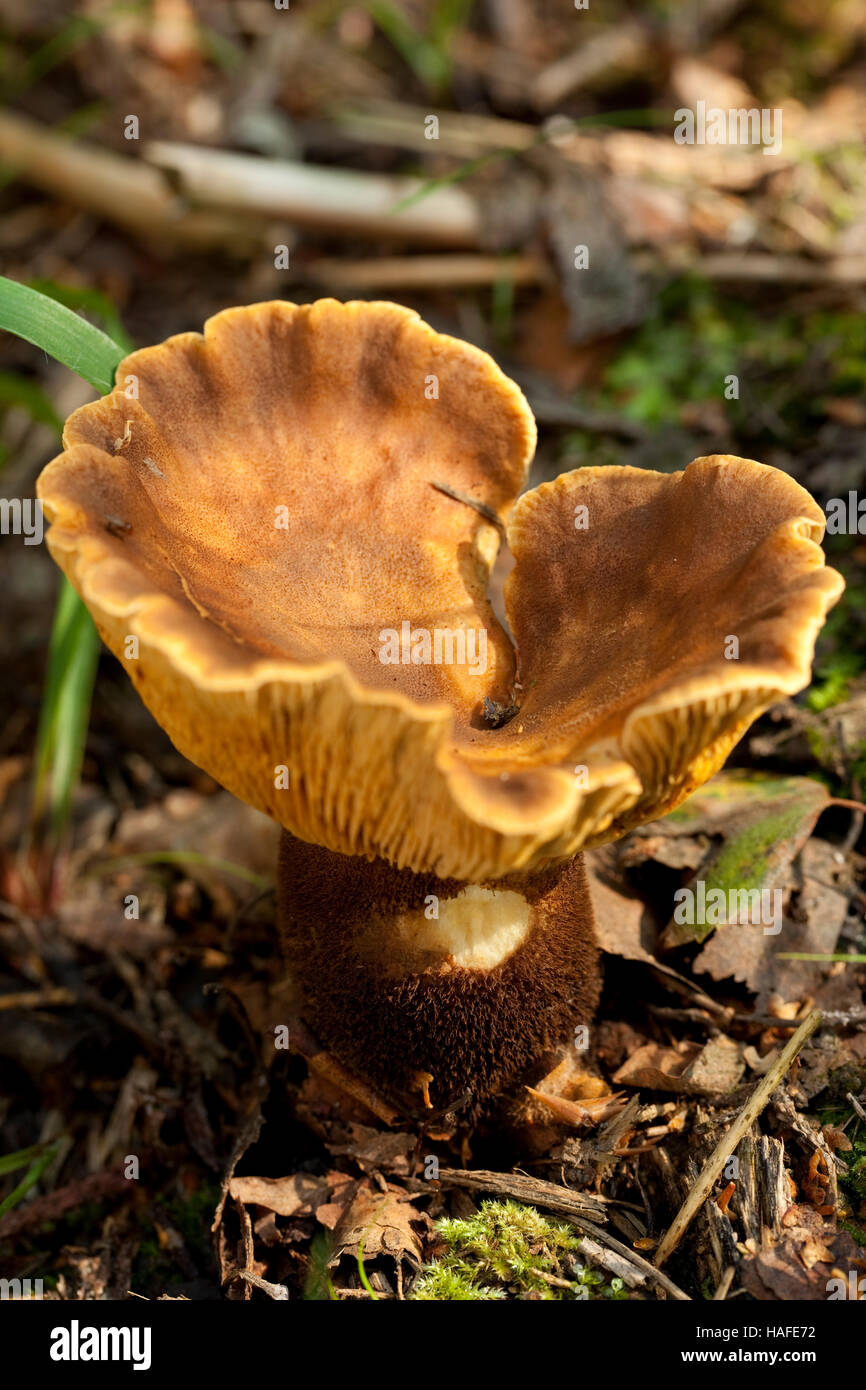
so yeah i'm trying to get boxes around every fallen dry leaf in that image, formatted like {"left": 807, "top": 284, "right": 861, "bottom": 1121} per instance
{"left": 586, "top": 849, "right": 701, "bottom": 995}
{"left": 693, "top": 838, "right": 849, "bottom": 1002}
{"left": 315, "top": 1171, "right": 361, "bottom": 1231}
{"left": 228, "top": 1172, "right": 331, "bottom": 1219}
{"left": 661, "top": 772, "right": 830, "bottom": 953}
{"left": 740, "top": 1204, "right": 863, "bottom": 1301}
{"left": 587, "top": 847, "right": 657, "bottom": 962}
{"left": 327, "top": 1123, "right": 417, "bottom": 1178}
{"left": 613, "top": 1035, "right": 744, "bottom": 1095}
{"left": 328, "top": 1181, "right": 428, "bottom": 1281}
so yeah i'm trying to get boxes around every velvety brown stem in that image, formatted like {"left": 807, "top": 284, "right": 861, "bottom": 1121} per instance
{"left": 277, "top": 833, "right": 600, "bottom": 1118}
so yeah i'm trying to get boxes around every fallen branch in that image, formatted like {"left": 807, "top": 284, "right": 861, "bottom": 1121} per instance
{"left": 146, "top": 141, "right": 482, "bottom": 247}
{"left": 436, "top": 1167, "right": 605, "bottom": 1221}
{"left": 328, "top": 99, "right": 537, "bottom": 160}
{"left": 328, "top": 98, "right": 784, "bottom": 192}
{"left": 301, "top": 253, "right": 550, "bottom": 291}
{"left": 0, "top": 1169, "right": 127, "bottom": 1241}
{"left": 653, "top": 1008, "right": 822, "bottom": 1268}
{"left": 677, "top": 252, "right": 866, "bottom": 284}
{"left": 531, "top": 0, "right": 752, "bottom": 110}
{"left": 0, "top": 112, "right": 266, "bottom": 253}
{"left": 0, "top": 985, "right": 75, "bottom": 1010}
{"left": 226, "top": 1269, "right": 288, "bottom": 1300}
{"left": 531, "top": 22, "right": 651, "bottom": 111}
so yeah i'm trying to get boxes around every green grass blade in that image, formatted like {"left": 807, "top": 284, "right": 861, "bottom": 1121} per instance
{"left": 0, "top": 277, "right": 127, "bottom": 845}
{"left": 303, "top": 1230, "right": 339, "bottom": 1300}
{"left": 0, "top": 1143, "right": 59, "bottom": 1220}
{"left": 87, "top": 851, "right": 273, "bottom": 892}
{"left": 777, "top": 952, "right": 866, "bottom": 963}
{"left": 430, "top": 0, "right": 474, "bottom": 50}
{"left": 5, "top": 16, "right": 103, "bottom": 101}
{"left": 0, "top": 276, "right": 126, "bottom": 395}
{"left": 357, "top": 1231, "right": 379, "bottom": 1300}
{"left": 365, "top": 1, "right": 449, "bottom": 94}
{"left": 28, "top": 278, "right": 135, "bottom": 355}
{"left": 5, "top": 3, "right": 148, "bottom": 102}
{"left": 0, "top": 1143, "right": 46, "bottom": 1178}
{"left": 32, "top": 579, "right": 100, "bottom": 838}
{"left": 388, "top": 107, "right": 673, "bottom": 218}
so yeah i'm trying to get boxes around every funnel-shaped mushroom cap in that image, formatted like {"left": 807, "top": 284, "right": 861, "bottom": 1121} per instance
{"left": 37, "top": 301, "right": 843, "bottom": 879}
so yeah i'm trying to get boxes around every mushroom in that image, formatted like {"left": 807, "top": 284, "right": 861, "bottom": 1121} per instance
{"left": 36, "top": 299, "right": 843, "bottom": 1119}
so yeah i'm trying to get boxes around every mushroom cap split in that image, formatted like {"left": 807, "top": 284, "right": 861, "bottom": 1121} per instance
{"left": 37, "top": 299, "right": 843, "bottom": 880}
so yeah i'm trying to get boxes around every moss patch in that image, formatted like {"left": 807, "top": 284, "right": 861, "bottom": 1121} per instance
{"left": 410, "top": 1198, "right": 628, "bottom": 1301}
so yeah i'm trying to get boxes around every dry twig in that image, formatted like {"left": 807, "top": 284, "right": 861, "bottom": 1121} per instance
{"left": 146, "top": 141, "right": 481, "bottom": 247}
{"left": 0, "top": 112, "right": 266, "bottom": 252}
{"left": 654, "top": 1009, "right": 822, "bottom": 1267}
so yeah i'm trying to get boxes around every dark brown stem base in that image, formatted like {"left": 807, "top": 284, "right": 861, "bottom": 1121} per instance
{"left": 277, "top": 833, "right": 601, "bottom": 1121}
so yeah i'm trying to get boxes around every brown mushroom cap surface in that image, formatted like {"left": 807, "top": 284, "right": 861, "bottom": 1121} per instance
{"left": 37, "top": 300, "right": 843, "bottom": 879}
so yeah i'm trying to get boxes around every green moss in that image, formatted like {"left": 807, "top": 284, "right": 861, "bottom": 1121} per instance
{"left": 804, "top": 573, "right": 866, "bottom": 714}
{"left": 600, "top": 295, "right": 737, "bottom": 426}
{"left": 663, "top": 773, "right": 829, "bottom": 947}
{"left": 410, "top": 1198, "right": 628, "bottom": 1301}
{"left": 840, "top": 1215, "right": 866, "bottom": 1247}
{"left": 805, "top": 727, "right": 832, "bottom": 765}
{"left": 817, "top": 1104, "right": 866, "bottom": 1247}
{"left": 130, "top": 1180, "right": 220, "bottom": 1292}
{"left": 569, "top": 280, "right": 866, "bottom": 450}
{"left": 806, "top": 657, "right": 862, "bottom": 713}
{"left": 303, "top": 1229, "right": 337, "bottom": 1301}
{"left": 589, "top": 278, "right": 798, "bottom": 429}
{"left": 814, "top": 310, "right": 866, "bottom": 395}
{"left": 162, "top": 1181, "right": 220, "bottom": 1270}
{"left": 712, "top": 810, "right": 802, "bottom": 887}
{"left": 413, "top": 1265, "right": 505, "bottom": 1300}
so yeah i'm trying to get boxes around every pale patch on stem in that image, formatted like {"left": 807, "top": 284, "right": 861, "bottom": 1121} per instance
{"left": 394, "top": 884, "right": 532, "bottom": 971}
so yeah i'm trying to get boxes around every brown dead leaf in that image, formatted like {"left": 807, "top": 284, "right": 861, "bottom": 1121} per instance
{"left": 586, "top": 849, "right": 712, "bottom": 998}
{"left": 740, "top": 1204, "right": 863, "bottom": 1301}
{"left": 621, "top": 831, "right": 707, "bottom": 872}
{"left": 670, "top": 57, "right": 757, "bottom": 115}
{"left": 512, "top": 291, "right": 605, "bottom": 392}
{"left": 315, "top": 1171, "right": 359, "bottom": 1231}
{"left": 587, "top": 848, "right": 657, "bottom": 962}
{"left": 57, "top": 876, "right": 171, "bottom": 956}
{"left": 613, "top": 1040, "right": 699, "bottom": 1091}
{"left": 228, "top": 1172, "right": 331, "bottom": 1219}
{"left": 613, "top": 1035, "right": 744, "bottom": 1095}
{"left": 327, "top": 1123, "right": 417, "bottom": 1177}
{"left": 328, "top": 1181, "right": 427, "bottom": 1274}
{"left": 693, "top": 839, "right": 849, "bottom": 1003}
{"left": 595, "top": 1019, "right": 648, "bottom": 1072}
{"left": 686, "top": 1035, "right": 746, "bottom": 1093}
